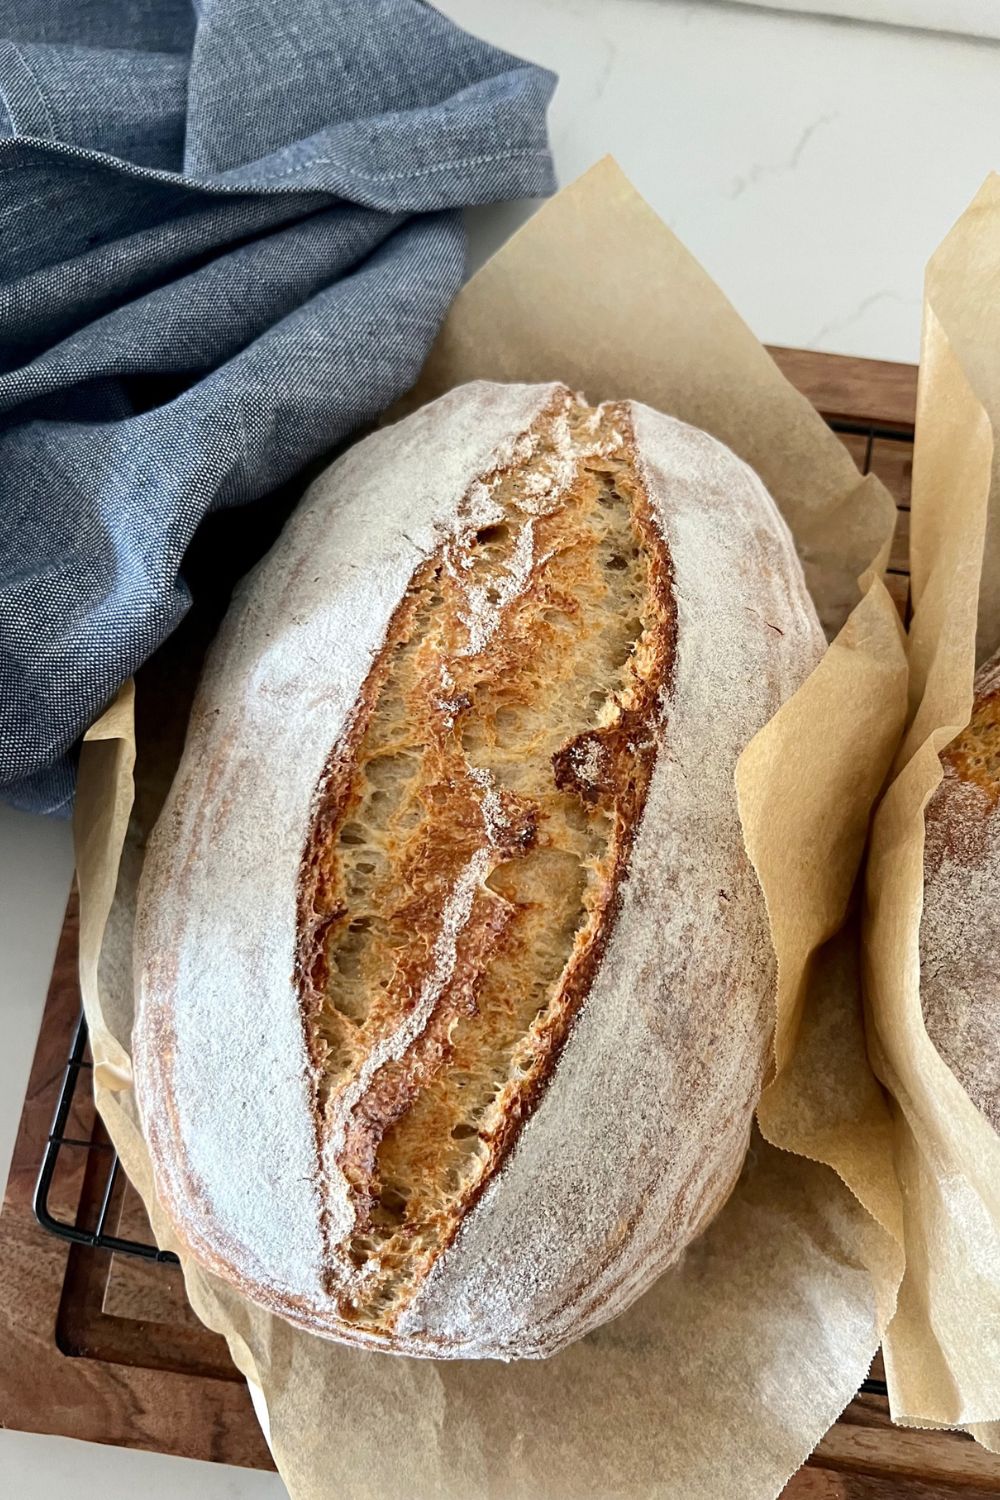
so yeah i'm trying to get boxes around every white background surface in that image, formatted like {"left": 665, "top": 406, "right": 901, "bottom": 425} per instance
{"left": 3, "top": 1, "right": 1000, "bottom": 1494}
{"left": 456, "top": 0, "right": 1000, "bottom": 366}
{"left": 727, "top": 0, "right": 1000, "bottom": 42}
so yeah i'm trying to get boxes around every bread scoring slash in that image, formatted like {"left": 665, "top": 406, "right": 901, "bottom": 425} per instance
{"left": 133, "top": 382, "right": 825, "bottom": 1359}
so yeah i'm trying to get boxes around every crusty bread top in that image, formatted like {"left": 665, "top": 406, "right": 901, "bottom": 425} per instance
{"left": 921, "top": 649, "right": 1000, "bottom": 1131}
{"left": 135, "top": 383, "right": 558, "bottom": 1308}
{"left": 133, "top": 382, "right": 824, "bottom": 1357}
{"left": 295, "top": 394, "right": 675, "bottom": 1332}
{"left": 396, "top": 396, "right": 823, "bottom": 1354}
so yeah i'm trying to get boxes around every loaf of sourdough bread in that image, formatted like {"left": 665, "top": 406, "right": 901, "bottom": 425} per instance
{"left": 133, "top": 382, "right": 824, "bottom": 1359}
{"left": 921, "top": 649, "right": 1000, "bottom": 1132}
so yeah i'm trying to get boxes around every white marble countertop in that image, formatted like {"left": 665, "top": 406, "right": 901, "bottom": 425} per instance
{"left": 454, "top": 0, "right": 1000, "bottom": 367}
{"left": 3, "top": 2, "right": 1000, "bottom": 1494}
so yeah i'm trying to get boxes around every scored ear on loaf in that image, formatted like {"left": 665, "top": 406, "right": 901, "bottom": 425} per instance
{"left": 133, "top": 381, "right": 825, "bottom": 1359}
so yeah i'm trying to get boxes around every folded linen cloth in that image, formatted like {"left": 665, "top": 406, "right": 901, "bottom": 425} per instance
{"left": 0, "top": 0, "right": 555, "bottom": 813}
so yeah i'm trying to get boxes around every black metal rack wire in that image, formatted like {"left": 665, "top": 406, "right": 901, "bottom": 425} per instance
{"left": 33, "top": 415, "right": 912, "bottom": 1396}
{"left": 33, "top": 1007, "right": 179, "bottom": 1265}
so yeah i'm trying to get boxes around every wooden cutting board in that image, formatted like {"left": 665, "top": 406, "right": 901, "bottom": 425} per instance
{"left": 3, "top": 347, "right": 998, "bottom": 1496}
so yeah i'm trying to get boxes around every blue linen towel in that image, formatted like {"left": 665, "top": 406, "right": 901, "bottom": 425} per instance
{"left": 0, "top": 0, "right": 555, "bottom": 814}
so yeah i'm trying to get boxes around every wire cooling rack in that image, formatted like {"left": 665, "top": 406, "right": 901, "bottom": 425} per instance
{"left": 33, "top": 1008, "right": 179, "bottom": 1265}
{"left": 32, "top": 1008, "right": 892, "bottom": 1395}
{"left": 34, "top": 415, "right": 910, "bottom": 1396}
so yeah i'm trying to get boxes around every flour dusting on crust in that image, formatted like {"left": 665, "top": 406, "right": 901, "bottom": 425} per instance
{"left": 133, "top": 383, "right": 558, "bottom": 1309}
{"left": 920, "top": 649, "right": 1000, "bottom": 1132}
{"left": 132, "top": 384, "right": 824, "bottom": 1356}
{"left": 398, "top": 403, "right": 824, "bottom": 1356}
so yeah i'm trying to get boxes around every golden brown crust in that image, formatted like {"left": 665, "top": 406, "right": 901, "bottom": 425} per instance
{"left": 924, "top": 653, "right": 1000, "bottom": 881}
{"left": 294, "top": 396, "right": 675, "bottom": 1330}
{"left": 940, "top": 664, "right": 1000, "bottom": 805}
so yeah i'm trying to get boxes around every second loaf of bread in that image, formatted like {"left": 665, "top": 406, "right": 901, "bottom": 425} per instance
{"left": 921, "top": 648, "right": 1000, "bottom": 1131}
{"left": 133, "top": 381, "right": 825, "bottom": 1359}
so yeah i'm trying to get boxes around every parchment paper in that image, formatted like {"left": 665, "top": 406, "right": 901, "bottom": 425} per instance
{"left": 75, "top": 159, "right": 908, "bottom": 1499}
{"left": 866, "top": 172, "right": 1000, "bottom": 1445}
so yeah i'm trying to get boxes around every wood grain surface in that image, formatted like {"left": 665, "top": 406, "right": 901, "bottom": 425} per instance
{"left": 3, "top": 350, "right": 993, "bottom": 1493}
{"left": 0, "top": 895, "right": 273, "bottom": 1467}
{"left": 767, "top": 345, "right": 918, "bottom": 431}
